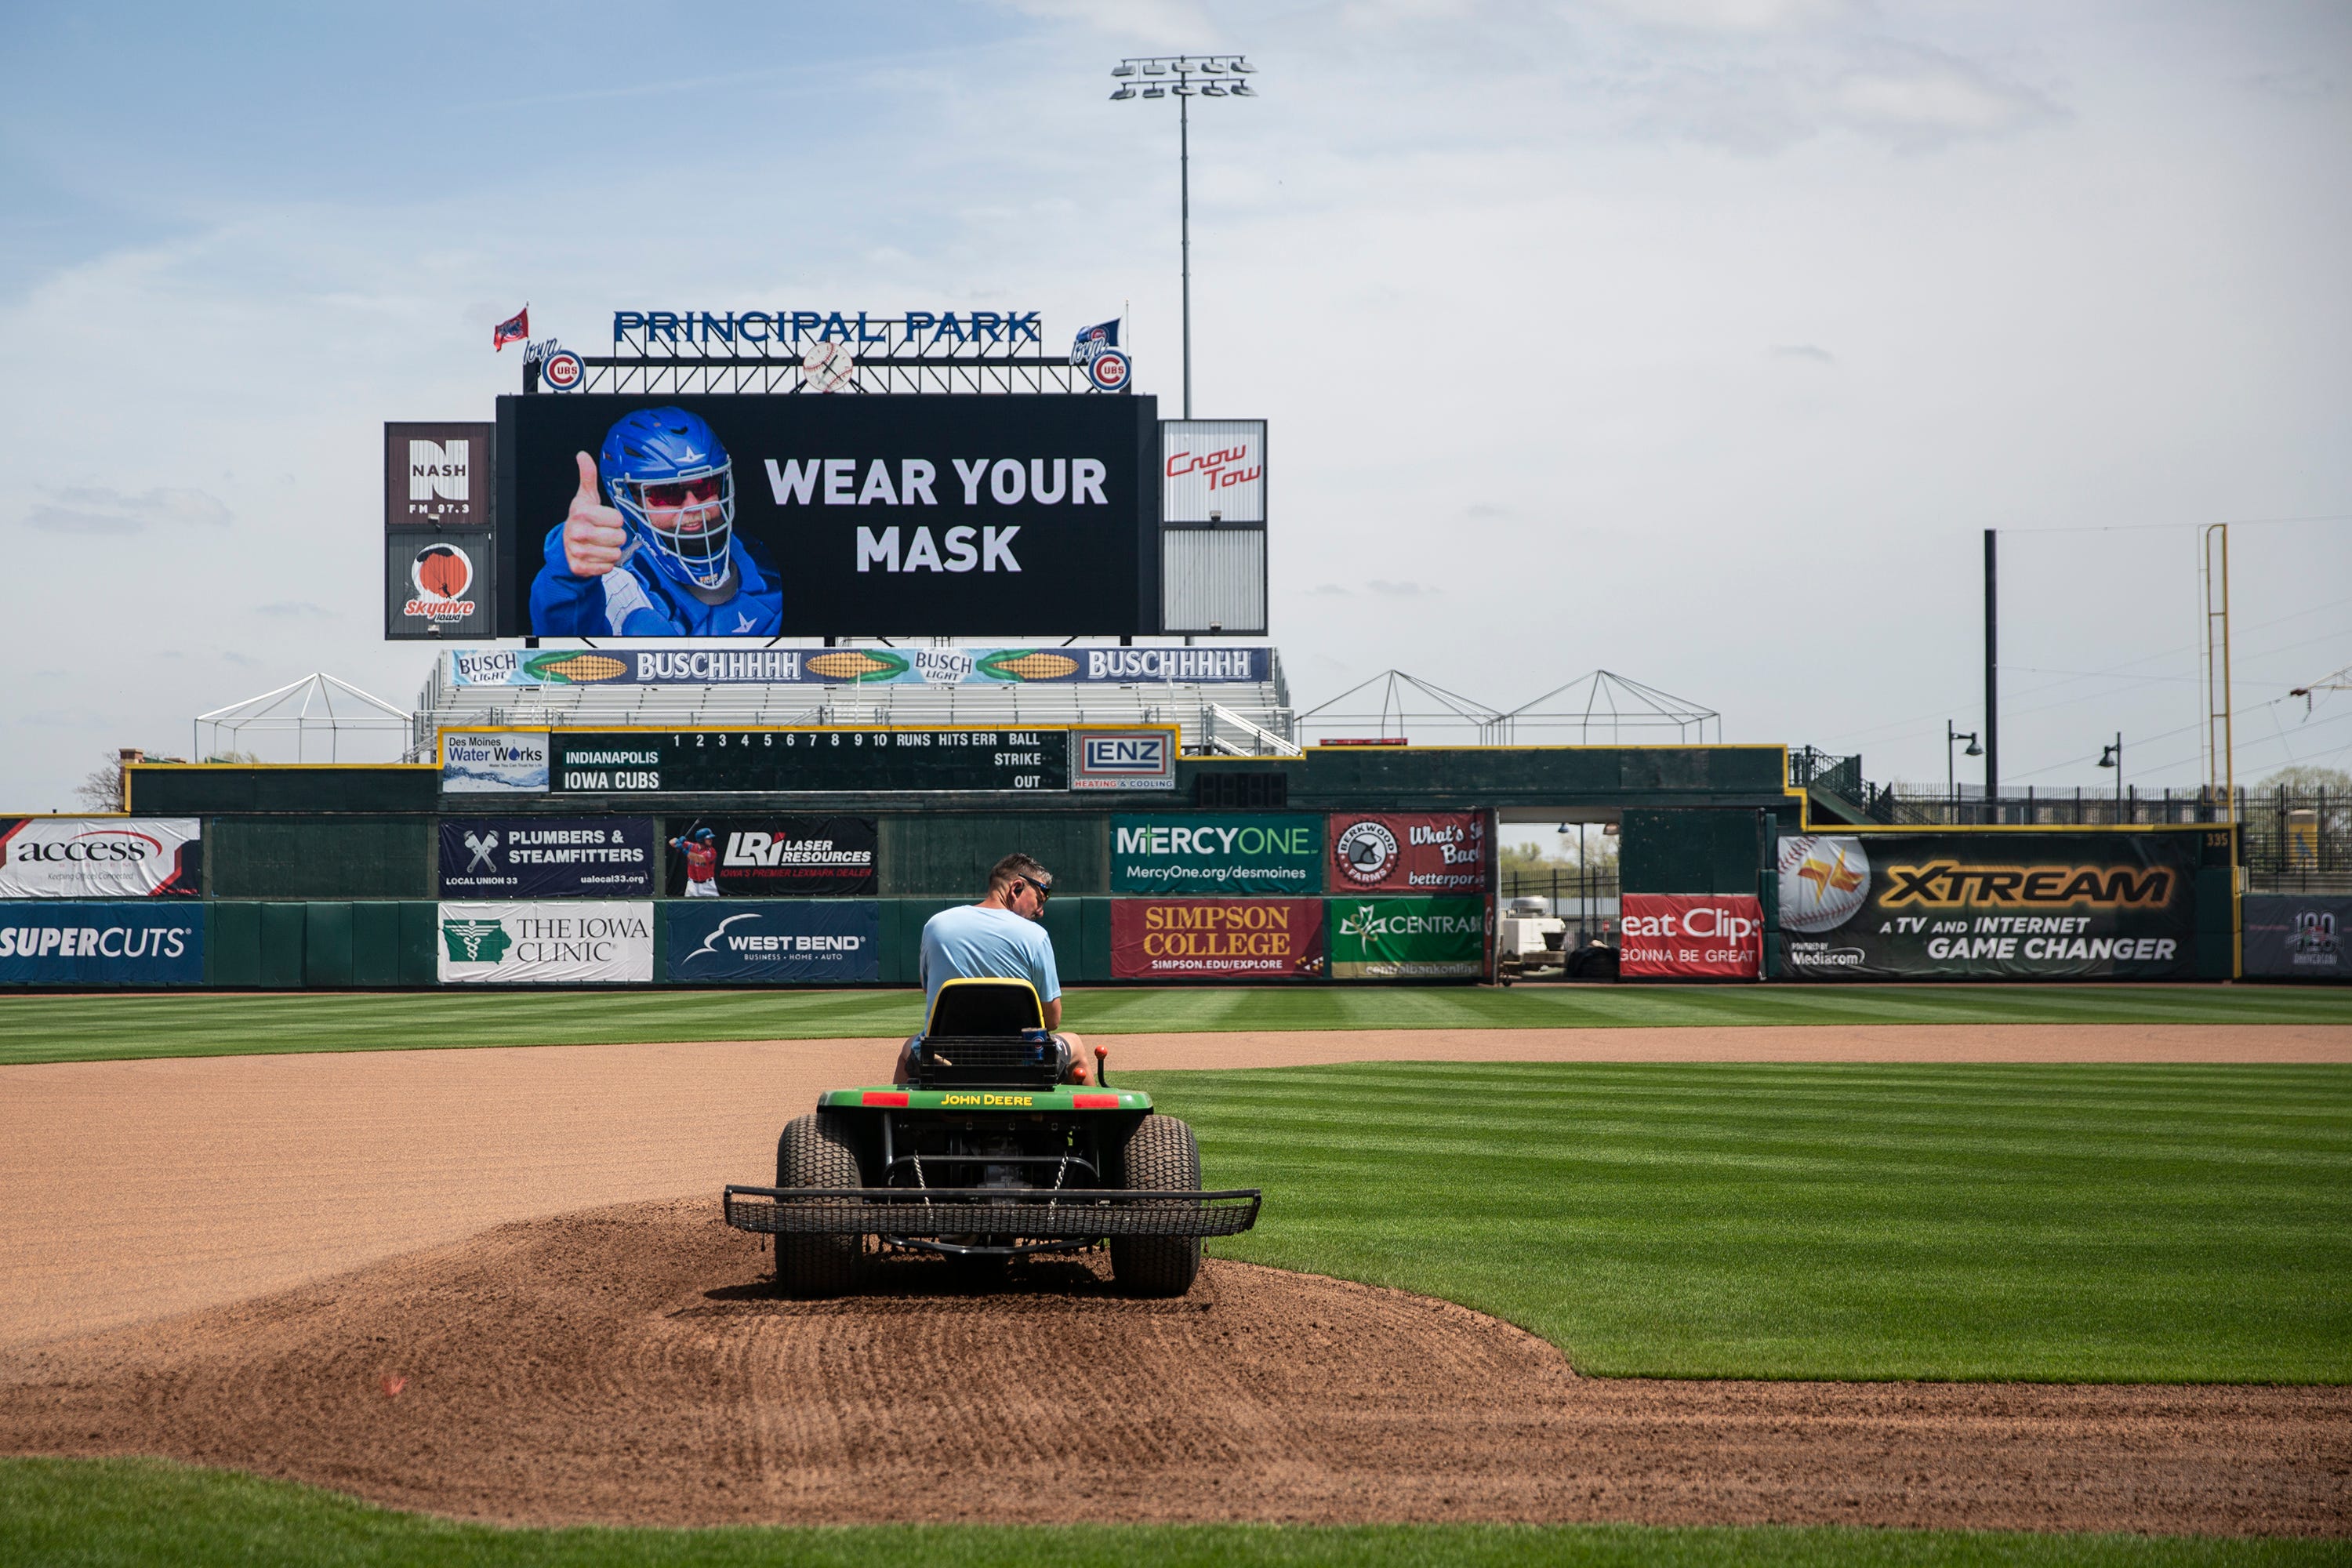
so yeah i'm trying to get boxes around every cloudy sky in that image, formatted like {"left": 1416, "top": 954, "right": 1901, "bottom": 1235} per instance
{"left": 2, "top": 0, "right": 2347, "bottom": 810}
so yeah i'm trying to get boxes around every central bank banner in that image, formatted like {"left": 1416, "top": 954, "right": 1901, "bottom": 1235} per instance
{"left": 1327, "top": 896, "right": 1487, "bottom": 978}
{"left": 1112, "top": 898, "right": 1326, "bottom": 980}
{"left": 1777, "top": 832, "right": 2198, "bottom": 980}
{"left": 667, "top": 901, "right": 880, "bottom": 983}
{"left": 438, "top": 818, "right": 655, "bottom": 897}
{"left": 449, "top": 645, "right": 1270, "bottom": 688}
{"left": 1621, "top": 894, "right": 1762, "bottom": 978}
{"left": 437, "top": 901, "right": 654, "bottom": 983}
{"left": 1112, "top": 815, "right": 1323, "bottom": 896}
{"left": 0, "top": 818, "right": 200, "bottom": 898}
{"left": 665, "top": 816, "right": 877, "bottom": 897}
{"left": 0, "top": 902, "right": 204, "bottom": 985}
{"left": 1327, "top": 811, "right": 1489, "bottom": 894}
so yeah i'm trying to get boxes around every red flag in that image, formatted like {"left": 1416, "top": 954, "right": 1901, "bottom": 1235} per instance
{"left": 493, "top": 307, "right": 529, "bottom": 350}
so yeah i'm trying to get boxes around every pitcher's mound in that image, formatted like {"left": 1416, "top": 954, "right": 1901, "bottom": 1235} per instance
{"left": 2, "top": 1199, "right": 2342, "bottom": 1534}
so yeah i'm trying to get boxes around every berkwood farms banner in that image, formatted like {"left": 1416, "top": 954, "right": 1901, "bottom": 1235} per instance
{"left": 1327, "top": 811, "right": 1489, "bottom": 894}
{"left": 1111, "top": 898, "right": 1326, "bottom": 980}
{"left": 1111, "top": 815, "right": 1323, "bottom": 896}
{"left": 0, "top": 818, "right": 200, "bottom": 898}
{"left": 437, "top": 902, "right": 654, "bottom": 983}
{"left": 438, "top": 818, "right": 655, "bottom": 897}
{"left": 1777, "top": 832, "right": 2199, "bottom": 980}
{"left": 1327, "top": 896, "right": 1487, "bottom": 979}
{"left": 2242, "top": 894, "right": 2348, "bottom": 980}
{"left": 665, "top": 817, "right": 877, "bottom": 897}
{"left": 450, "top": 645, "right": 1271, "bottom": 688}
{"left": 0, "top": 902, "right": 204, "bottom": 985}
{"left": 667, "top": 901, "right": 880, "bottom": 984}
{"left": 1621, "top": 894, "right": 1762, "bottom": 978}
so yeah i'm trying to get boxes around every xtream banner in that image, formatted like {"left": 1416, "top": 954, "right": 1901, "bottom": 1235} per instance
{"left": 437, "top": 901, "right": 654, "bottom": 983}
{"left": 1327, "top": 896, "right": 1487, "bottom": 979}
{"left": 1777, "top": 831, "right": 2201, "bottom": 980}
{"left": 1110, "top": 815, "right": 1323, "bottom": 895}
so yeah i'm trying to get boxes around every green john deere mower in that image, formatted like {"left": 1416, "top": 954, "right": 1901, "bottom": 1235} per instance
{"left": 723, "top": 978, "right": 1260, "bottom": 1298}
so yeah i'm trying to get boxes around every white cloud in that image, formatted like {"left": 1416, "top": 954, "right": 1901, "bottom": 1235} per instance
{"left": 23, "top": 486, "right": 231, "bottom": 535}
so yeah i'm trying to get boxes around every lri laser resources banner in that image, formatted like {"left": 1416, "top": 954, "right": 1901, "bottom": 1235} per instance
{"left": 1776, "top": 832, "right": 2200, "bottom": 980}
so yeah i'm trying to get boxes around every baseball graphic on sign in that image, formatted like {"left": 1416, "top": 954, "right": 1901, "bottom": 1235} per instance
{"left": 1778, "top": 835, "right": 1870, "bottom": 933}
{"left": 801, "top": 340, "right": 857, "bottom": 393}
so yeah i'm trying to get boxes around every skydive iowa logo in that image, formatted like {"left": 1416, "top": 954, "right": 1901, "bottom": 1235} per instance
{"left": 441, "top": 918, "right": 512, "bottom": 964}
{"left": 406, "top": 543, "right": 477, "bottom": 622}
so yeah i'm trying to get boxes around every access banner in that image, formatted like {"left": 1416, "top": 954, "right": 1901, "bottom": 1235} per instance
{"left": 1621, "top": 894, "right": 1762, "bottom": 978}
{"left": 2242, "top": 895, "right": 2348, "bottom": 980}
{"left": 0, "top": 818, "right": 200, "bottom": 898}
{"left": 667, "top": 901, "right": 881, "bottom": 984}
{"left": 664, "top": 816, "right": 877, "bottom": 897}
{"left": 1327, "top": 896, "right": 1487, "bottom": 979}
{"left": 0, "top": 903, "right": 204, "bottom": 985}
{"left": 437, "top": 901, "right": 654, "bottom": 984}
{"left": 1111, "top": 898, "right": 1325, "bottom": 980}
{"left": 1327, "top": 811, "right": 1489, "bottom": 895}
{"left": 1111, "top": 814, "right": 1323, "bottom": 896}
{"left": 1776, "top": 832, "right": 2198, "bottom": 980}
{"left": 438, "top": 818, "right": 655, "bottom": 897}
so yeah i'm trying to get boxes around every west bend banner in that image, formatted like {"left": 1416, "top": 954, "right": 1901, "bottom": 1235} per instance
{"left": 1327, "top": 812, "right": 1490, "bottom": 895}
{"left": 1112, "top": 898, "right": 1326, "bottom": 980}
{"left": 1776, "top": 832, "right": 2199, "bottom": 980}
{"left": 0, "top": 818, "right": 200, "bottom": 898}
{"left": 1621, "top": 894, "right": 1763, "bottom": 978}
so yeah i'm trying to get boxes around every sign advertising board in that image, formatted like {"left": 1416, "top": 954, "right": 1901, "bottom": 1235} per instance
{"left": 446, "top": 645, "right": 1272, "bottom": 688}
{"left": 1110, "top": 815, "right": 1323, "bottom": 896}
{"left": 1327, "top": 896, "right": 1487, "bottom": 978}
{"left": 1162, "top": 420, "right": 1264, "bottom": 523}
{"left": 2242, "top": 894, "right": 2348, "bottom": 980}
{"left": 666, "top": 901, "right": 881, "bottom": 984}
{"left": 551, "top": 730, "right": 1065, "bottom": 794}
{"left": 1327, "top": 811, "right": 1489, "bottom": 895}
{"left": 1776, "top": 832, "right": 2200, "bottom": 980}
{"left": 498, "top": 394, "right": 1158, "bottom": 638}
{"left": 1621, "top": 894, "right": 1763, "bottom": 978}
{"left": 437, "top": 818, "right": 655, "bottom": 898}
{"left": 387, "top": 533, "right": 495, "bottom": 639}
{"left": 436, "top": 902, "right": 654, "bottom": 984}
{"left": 440, "top": 731, "right": 550, "bottom": 795}
{"left": 0, "top": 903, "right": 204, "bottom": 985}
{"left": 1110, "top": 898, "right": 1325, "bottom": 980}
{"left": 385, "top": 422, "right": 492, "bottom": 529}
{"left": 1073, "top": 729, "right": 1177, "bottom": 792}
{"left": 663, "top": 816, "right": 877, "bottom": 898}
{"left": 0, "top": 818, "right": 200, "bottom": 898}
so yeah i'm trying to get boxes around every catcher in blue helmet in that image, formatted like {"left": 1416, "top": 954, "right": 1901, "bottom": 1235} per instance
{"left": 530, "top": 407, "right": 782, "bottom": 637}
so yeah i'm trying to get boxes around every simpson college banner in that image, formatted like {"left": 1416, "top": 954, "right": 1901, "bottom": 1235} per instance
{"left": 1112, "top": 898, "right": 1326, "bottom": 980}
{"left": 0, "top": 818, "right": 200, "bottom": 898}
{"left": 437, "top": 902, "right": 654, "bottom": 984}
{"left": 1776, "top": 832, "right": 2199, "bottom": 980}
{"left": 1327, "top": 812, "right": 1490, "bottom": 895}
{"left": 438, "top": 818, "right": 655, "bottom": 897}
{"left": 667, "top": 901, "right": 880, "bottom": 984}
{"left": 1621, "top": 894, "right": 1762, "bottom": 978}
{"left": 1111, "top": 815, "right": 1323, "bottom": 896}
{"left": 1327, "top": 896, "right": 1487, "bottom": 979}
{"left": 0, "top": 902, "right": 204, "bottom": 985}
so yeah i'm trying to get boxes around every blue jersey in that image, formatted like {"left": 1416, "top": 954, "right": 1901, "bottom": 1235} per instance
{"left": 918, "top": 905, "right": 1060, "bottom": 1016}
{"left": 530, "top": 527, "right": 782, "bottom": 637}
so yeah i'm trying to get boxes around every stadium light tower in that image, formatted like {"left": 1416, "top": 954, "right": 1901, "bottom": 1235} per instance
{"left": 1109, "top": 53, "right": 1257, "bottom": 419}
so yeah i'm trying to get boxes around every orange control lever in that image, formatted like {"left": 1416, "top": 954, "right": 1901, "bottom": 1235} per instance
{"left": 1092, "top": 1042, "right": 1109, "bottom": 1087}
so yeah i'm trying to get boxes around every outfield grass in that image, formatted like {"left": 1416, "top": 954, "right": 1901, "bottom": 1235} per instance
{"left": 1133, "top": 1062, "right": 2352, "bottom": 1382}
{"left": 2, "top": 1459, "right": 2336, "bottom": 1568}
{"left": 2, "top": 982, "right": 2346, "bottom": 1068}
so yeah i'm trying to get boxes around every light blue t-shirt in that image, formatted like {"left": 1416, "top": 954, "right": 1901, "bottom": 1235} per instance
{"left": 918, "top": 904, "right": 1061, "bottom": 1017}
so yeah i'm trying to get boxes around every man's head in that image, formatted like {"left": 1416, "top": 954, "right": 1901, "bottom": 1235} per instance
{"left": 597, "top": 407, "right": 736, "bottom": 590}
{"left": 987, "top": 852, "right": 1054, "bottom": 922}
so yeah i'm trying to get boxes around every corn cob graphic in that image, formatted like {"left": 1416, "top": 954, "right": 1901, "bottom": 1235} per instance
{"left": 977, "top": 650, "right": 1080, "bottom": 681}
{"left": 805, "top": 649, "right": 911, "bottom": 682}
{"left": 524, "top": 652, "right": 630, "bottom": 684}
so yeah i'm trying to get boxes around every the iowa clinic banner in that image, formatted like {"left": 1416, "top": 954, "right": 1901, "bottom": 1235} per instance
{"left": 1776, "top": 832, "right": 2199, "bottom": 979}
{"left": 0, "top": 818, "right": 200, "bottom": 898}
{"left": 1111, "top": 898, "right": 1326, "bottom": 980}
{"left": 0, "top": 903, "right": 203, "bottom": 985}
{"left": 666, "top": 902, "right": 880, "bottom": 984}
{"left": 437, "top": 902, "right": 654, "bottom": 983}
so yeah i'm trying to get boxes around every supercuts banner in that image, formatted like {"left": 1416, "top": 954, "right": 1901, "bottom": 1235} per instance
{"left": 0, "top": 818, "right": 199, "bottom": 898}
{"left": 1327, "top": 812, "right": 1489, "bottom": 895}
{"left": 665, "top": 817, "right": 877, "bottom": 897}
{"left": 499, "top": 394, "right": 1158, "bottom": 638}
{"left": 1112, "top": 898, "right": 1325, "bottom": 980}
{"left": 437, "top": 902, "right": 654, "bottom": 984}
{"left": 1327, "top": 896, "right": 1486, "bottom": 979}
{"left": 1621, "top": 894, "right": 1762, "bottom": 978}
{"left": 439, "top": 818, "right": 655, "bottom": 897}
{"left": 0, "top": 903, "right": 203, "bottom": 985}
{"left": 1777, "top": 832, "right": 2198, "bottom": 980}
{"left": 1111, "top": 815, "right": 1323, "bottom": 896}
{"left": 667, "top": 901, "right": 881, "bottom": 984}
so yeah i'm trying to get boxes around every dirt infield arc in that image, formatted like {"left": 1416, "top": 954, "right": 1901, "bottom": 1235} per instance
{"left": 2, "top": 1198, "right": 2344, "bottom": 1534}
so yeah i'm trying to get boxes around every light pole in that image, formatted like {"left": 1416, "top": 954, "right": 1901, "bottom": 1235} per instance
{"left": 2097, "top": 732, "right": 2123, "bottom": 815}
{"left": 1109, "top": 53, "right": 1257, "bottom": 419}
{"left": 1946, "top": 721, "right": 1981, "bottom": 818}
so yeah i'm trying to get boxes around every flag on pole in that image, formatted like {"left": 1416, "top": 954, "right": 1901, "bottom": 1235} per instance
{"left": 1070, "top": 318, "right": 1120, "bottom": 366}
{"left": 493, "top": 307, "right": 530, "bottom": 351}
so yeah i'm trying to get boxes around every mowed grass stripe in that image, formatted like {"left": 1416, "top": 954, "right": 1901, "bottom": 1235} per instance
{"left": 1132, "top": 1062, "right": 2352, "bottom": 1382}
{"left": 2, "top": 985, "right": 2348, "bottom": 1067}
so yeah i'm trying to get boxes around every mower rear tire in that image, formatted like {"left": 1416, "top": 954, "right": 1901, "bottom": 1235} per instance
{"left": 774, "top": 1111, "right": 864, "bottom": 1298}
{"left": 1110, "top": 1113, "right": 1202, "bottom": 1298}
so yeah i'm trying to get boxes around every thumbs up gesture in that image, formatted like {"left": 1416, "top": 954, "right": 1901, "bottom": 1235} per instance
{"left": 562, "top": 451, "right": 629, "bottom": 577}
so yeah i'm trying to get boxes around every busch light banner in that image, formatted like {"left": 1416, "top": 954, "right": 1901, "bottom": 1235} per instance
{"left": 1327, "top": 812, "right": 1490, "bottom": 895}
{"left": 664, "top": 816, "right": 877, "bottom": 898}
{"left": 0, "top": 818, "right": 201, "bottom": 898}
{"left": 0, "top": 902, "right": 204, "bottom": 985}
{"left": 445, "top": 644, "right": 1270, "bottom": 688}
{"left": 1111, "top": 898, "right": 1326, "bottom": 980}
{"left": 1777, "top": 831, "right": 2201, "bottom": 980}
{"left": 1621, "top": 894, "right": 1763, "bottom": 978}
{"left": 2242, "top": 894, "right": 2349, "bottom": 980}
{"left": 1112, "top": 814, "right": 1324, "bottom": 896}
{"left": 1327, "top": 896, "right": 1488, "bottom": 979}
{"left": 666, "top": 900, "right": 881, "bottom": 984}
{"left": 437, "top": 902, "right": 655, "bottom": 984}
{"left": 438, "top": 818, "right": 655, "bottom": 898}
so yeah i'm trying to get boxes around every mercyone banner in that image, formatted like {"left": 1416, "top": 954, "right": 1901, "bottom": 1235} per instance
{"left": 1111, "top": 898, "right": 1325, "bottom": 980}
{"left": 0, "top": 902, "right": 204, "bottom": 985}
{"left": 667, "top": 901, "right": 881, "bottom": 984}
{"left": 0, "top": 818, "right": 200, "bottom": 898}
{"left": 437, "top": 902, "right": 655, "bottom": 984}
{"left": 1776, "top": 831, "right": 2200, "bottom": 980}
{"left": 1326, "top": 811, "right": 1489, "bottom": 895}
{"left": 438, "top": 818, "right": 655, "bottom": 897}
{"left": 448, "top": 645, "right": 1272, "bottom": 688}
{"left": 1327, "top": 896, "right": 1487, "bottom": 979}
{"left": 1111, "top": 815, "right": 1323, "bottom": 896}
{"left": 1620, "top": 894, "right": 1762, "bottom": 978}
{"left": 664, "top": 816, "right": 877, "bottom": 897}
